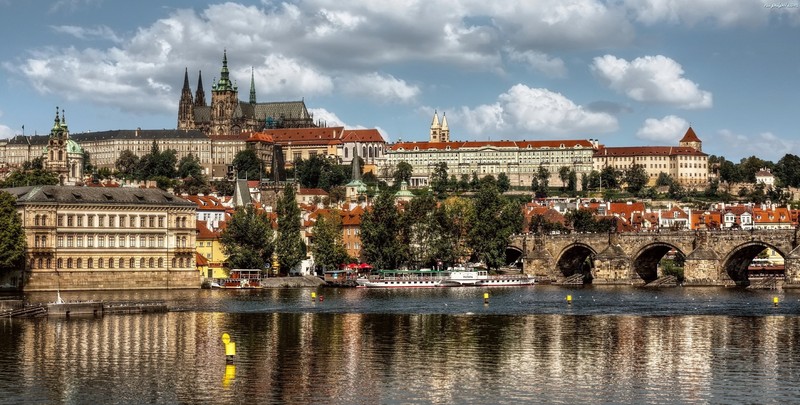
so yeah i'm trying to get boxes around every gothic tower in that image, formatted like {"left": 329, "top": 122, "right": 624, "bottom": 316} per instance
{"left": 194, "top": 70, "right": 206, "bottom": 107}
{"left": 177, "top": 68, "right": 195, "bottom": 130}
{"left": 210, "top": 50, "right": 239, "bottom": 135}
{"left": 429, "top": 110, "right": 441, "bottom": 143}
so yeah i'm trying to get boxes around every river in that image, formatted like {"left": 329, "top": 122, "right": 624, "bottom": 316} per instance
{"left": 1, "top": 286, "right": 799, "bottom": 404}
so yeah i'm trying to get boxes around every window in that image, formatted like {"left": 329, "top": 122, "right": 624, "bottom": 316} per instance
{"left": 158, "top": 217, "right": 164, "bottom": 228}
{"left": 77, "top": 216, "right": 83, "bottom": 227}
{"left": 67, "top": 258, "right": 73, "bottom": 269}
{"left": 119, "top": 236, "right": 125, "bottom": 247}
{"left": 89, "top": 216, "right": 95, "bottom": 227}
{"left": 119, "top": 258, "right": 124, "bottom": 268}
{"left": 98, "top": 236, "right": 105, "bottom": 248}
{"left": 158, "top": 237, "right": 164, "bottom": 248}
{"left": 129, "top": 258, "right": 135, "bottom": 268}
{"left": 158, "top": 258, "right": 164, "bottom": 268}
{"left": 67, "top": 216, "right": 74, "bottom": 227}
{"left": 34, "top": 215, "right": 40, "bottom": 226}
{"left": 108, "top": 258, "right": 114, "bottom": 268}
{"left": 58, "top": 216, "right": 63, "bottom": 227}
{"left": 130, "top": 236, "right": 136, "bottom": 247}
{"left": 149, "top": 237, "right": 155, "bottom": 248}
{"left": 109, "top": 236, "right": 115, "bottom": 248}
{"left": 148, "top": 258, "right": 154, "bottom": 268}
{"left": 88, "top": 258, "right": 93, "bottom": 268}
{"left": 76, "top": 236, "right": 83, "bottom": 248}
{"left": 67, "top": 236, "right": 74, "bottom": 248}
{"left": 58, "top": 236, "right": 64, "bottom": 248}
{"left": 98, "top": 258, "right": 104, "bottom": 268}
{"left": 76, "top": 258, "right": 82, "bottom": 268}
{"left": 57, "top": 258, "right": 63, "bottom": 269}
{"left": 87, "top": 236, "right": 94, "bottom": 248}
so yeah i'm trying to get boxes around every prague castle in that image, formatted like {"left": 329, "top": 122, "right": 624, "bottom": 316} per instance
{"left": 177, "top": 50, "right": 316, "bottom": 135}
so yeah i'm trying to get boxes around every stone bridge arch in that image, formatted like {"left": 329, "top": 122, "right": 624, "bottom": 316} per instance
{"left": 555, "top": 243, "right": 597, "bottom": 280}
{"left": 721, "top": 241, "right": 788, "bottom": 286}
{"left": 505, "top": 246, "right": 525, "bottom": 269}
{"left": 631, "top": 242, "right": 687, "bottom": 283}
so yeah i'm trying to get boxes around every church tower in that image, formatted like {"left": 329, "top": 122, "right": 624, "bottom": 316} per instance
{"left": 249, "top": 67, "right": 257, "bottom": 105}
{"left": 440, "top": 112, "right": 450, "bottom": 143}
{"left": 45, "top": 107, "right": 85, "bottom": 185}
{"left": 678, "top": 126, "right": 702, "bottom": 152}
{"left": 429, "top": 110, "right": 441, "bottom": 143}
{"left": 177, "top": 68, "right": 195, "bottom": 130}
{"left": 210, "top": 50, "right": 240, "bottom": 135}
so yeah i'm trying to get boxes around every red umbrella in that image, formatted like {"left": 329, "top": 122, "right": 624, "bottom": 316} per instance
{"left": 359, "top": 263, "right": 373, "bottom": 269}
{"left": 347, "top": 263, "right": 358, "bottom": 269}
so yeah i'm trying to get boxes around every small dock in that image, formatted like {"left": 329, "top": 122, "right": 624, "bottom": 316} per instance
{"left": 2, "top": 301, "right": 168, "bottom": 318}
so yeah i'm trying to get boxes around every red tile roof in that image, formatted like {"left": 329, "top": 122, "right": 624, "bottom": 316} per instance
{"left": 679, "top": 127, "right": 701, "bottom": 143}
{"left": 390, "top": 139, "right": 593, "bottom": 151}
{"left": 594, "top": 146, "right": 706, "bottom": 157}
{"left": 341, "top": 129, "right": 385, "bottom": 143}
{"left": 247, "top": 132, "right": 274, "bottom": 143}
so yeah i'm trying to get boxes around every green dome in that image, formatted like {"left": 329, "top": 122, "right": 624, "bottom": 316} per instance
{"left": 66, "top": 139, "right": 83, "bottom": 154}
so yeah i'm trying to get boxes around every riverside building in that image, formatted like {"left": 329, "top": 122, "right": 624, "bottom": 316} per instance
{"left": 7, "top": 185, "right": 199, "bottom": 291}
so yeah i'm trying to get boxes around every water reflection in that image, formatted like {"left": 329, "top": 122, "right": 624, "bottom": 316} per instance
{"left": 2, "top": 311, "right": 800, "bottom": 404}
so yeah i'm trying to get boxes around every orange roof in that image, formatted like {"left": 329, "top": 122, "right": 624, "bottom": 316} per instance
{"left": 247, "top": 132, "right": 274, "bottom": 143}
{"left": 390, "top": 139, "right": 593, "bottom": 151}
{"left": 183, "top": 195, "right": 227, "bottom": 211}
{"left": 341, "top": 129, "right": 385, "bottom": 143}
{"left": 298, "top": 188, "right": 329, "bottom": 196}
{"left": 195, "top": 253, "right": 209, "bottom": 266}
{"left": 594, "top": 146, "right": 707, "bottom": 157}
{"left": 263, "top": 127, "right": 344, "bottom": 143}
{"left": 679, "top": 127, "right": 701, "bottom": 143}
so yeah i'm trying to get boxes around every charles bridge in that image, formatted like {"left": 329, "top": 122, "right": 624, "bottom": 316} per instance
{"left": 507, "top": 229, "right": 800, "bottom": 287}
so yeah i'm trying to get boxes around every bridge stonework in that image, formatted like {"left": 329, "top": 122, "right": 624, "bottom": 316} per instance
{"left": 509, "top": 229, "right": 800, "bottom": 287}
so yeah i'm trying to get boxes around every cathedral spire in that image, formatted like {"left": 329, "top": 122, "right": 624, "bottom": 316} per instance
{"left": 52, "top": 106, "right": 60, "bottom": 132}
{"left": 249, "top": 67, "right": 256, "bottom": 105}
{"left": 182, "top": 67, "right": 191, "bottom": 92}
{"left": 216, "top": 49, "right": 233, "bottom": 91}
{"left": 195, "top": 70, "right": 206, "bottom": 107}
{"left": 431, "top": 110, "right": 440, "bottom": 128}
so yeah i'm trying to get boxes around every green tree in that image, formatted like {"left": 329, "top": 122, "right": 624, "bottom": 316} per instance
{"left": 497, "top": 172, "right": 511, "bottom": 193}
{"left": 115, "top": 150, "right": 140, "bottom": 178}
{"left": 177, "top": 154, "right": 203, "bottom": 179}
{"left": 528, "top": 213, "right": 566, "bottom": 235}
{"left": 430, "top": 162, "right": 449, "bottom": 197}
{"left": 0, "top": 166, "right": 59, "bottom": 188}
{"left": 624, "top": 164, "right": 649, "bottom": 195}
{"left": 361, "top": 188, "right": 404, "bottom": 269}
{"left": 774, "top": 154, "right": 800, "bottom": 188}
{"left": 655, "top": 172, "right": 673, "bottom": 187}
{"left": 393, "top": 161, "right": 413, "bottom": 187}
{"left": 567, "top": 169, "right": 578, "bottom": 192}
{"left": 0, "top": 192, "right": 25, "bottom": 277}
{"left": 232, "top": 149, "right": 265, "bottom": 181}
{"left": 443, "top": 196, "right": 475, "bottom": 264}
{"left": 558, "top": 166, "right": 571, "bottom": 190}
{"left": 220, "top": 205, "right": 274, "bottom": 272}
{"left": 533, "top": 166, "right": 550, "bottom": 198}
{"left": 469, "top": 181, "right": 523, "bottom": 270}
{"left": 739, "top": 156, "right": 773, "bottom": 183}
{"left": 312, "top": 211, "right": 350, "bottom": 272}
{"left": 600, "top": 166, "right": 621, "bottom": 189}
{"left": 275, "top": 184, "right": 306, "bottom": 274}
{"left": 458, "top": 174, "right": 470, "bottom": 192}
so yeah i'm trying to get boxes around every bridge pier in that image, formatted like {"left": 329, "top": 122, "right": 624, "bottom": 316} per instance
{"left": 784, "top": 246, "right": 800, "bottom": 288}
{"left": 593, "top": 244, "right": 640, "bottom": 285}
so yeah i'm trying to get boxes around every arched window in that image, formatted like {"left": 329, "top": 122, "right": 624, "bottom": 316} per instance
{"left": 129, "top": 258, "right": 135, "bottom": 268}
{"left": 88, "top": 258, "right": 93, "bottom": 268}
{"left": 29, "top": 259, "right": 35, "bottom": 269}
{"left": 148, "top": 258, "right": 154, "bottom": 268}
{"left": 140, "top": 258, "right": 145, "bottom": 268}
{"left": 98, "top": 258, "right": 104, "bottom": 268}
{"left": 58, "top": 150, "right": 63, "bottom": 160}
{"left": 158, "top": 258, "right": 163, "bottom": 268}
{"left": 368, "top": 146, "right": 374, "bottom": 158}
{"left": 67, "top": 258, "right": 73, "bottom": 269}
{"left": 76, "top": 258, "right": 82, "bottom": 268}
{"left": 172, "top": 258, "right": 177, "bottom": 268}
{"left": 34, "top": 215, "right": 40, "bottom": 226}
{"left": 37, "top": 258, "right": 42, "bottom": 269}
{"left": 108, "top": 258, "right": 114, "bottom": 269}
{"left": 57, "top": 258, "right": 63, "bottom": 269}
{"left": 47, "top": 258, "right": 51, "bottom": 268}
{"left": 42, "top": 215, "right": 47, "bottom": 226}
{"left": 344, "top": 147, "right": 348, "bottom": 158}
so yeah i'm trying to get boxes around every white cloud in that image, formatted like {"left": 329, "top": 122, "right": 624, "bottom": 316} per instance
{"left": 623, "top": 0, "right": 800, "bottom": 27}
{"left": 636, "top": 115, "right": 690, "bottom": 142}
{"left": 591, "top": 54, "right": 712, "bottom": 109}
{"left": 714, "top": 129, "right": 800, "bottom": 161}
{"left": 250, "top": 55, "right": 334, "bottom": 99}
{"left": 505, "top": 48, "right": 567, "bottom": 78}
{"left": 456, "top": 84, "right": 618, "bottom": 137}
{"left": 308, "top": 108, "right": 390, "bottom": 141}
{"left": 50, "top": 25, "right": 122, "bottom": 43}
{"left": 338, "top": 72, "right": 420, "bottom": 103}
{"left": 0, "top": 124, "right": 13, "bottom": 139}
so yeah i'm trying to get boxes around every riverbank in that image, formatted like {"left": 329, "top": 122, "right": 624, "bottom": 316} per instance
{"left": 260, "top": 275, "right": 326, "bottom": 288}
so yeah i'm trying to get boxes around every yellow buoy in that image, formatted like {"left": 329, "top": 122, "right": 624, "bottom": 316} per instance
{"left": 311, "top": 292, "right": 317, "bottom": 301}
{"left": 773, "top": 296, "right": 779, "bottom": 307}
{"left": 567, "top": 295, "right": 573, "bottom": 304}
{"left": 483, "top": 292, "right": 489, "bottom": 304}
{"left": 222, "top": 333, "right": 236, "bottom": 361}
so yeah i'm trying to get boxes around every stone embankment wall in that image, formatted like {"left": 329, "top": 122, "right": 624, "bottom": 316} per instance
{"left": 261, "top": 276, "right": 326, "bottom": 288}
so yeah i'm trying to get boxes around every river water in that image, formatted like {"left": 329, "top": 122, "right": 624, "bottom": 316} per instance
{"left": 2, "top": 286, "right": 800, "bottom": 404}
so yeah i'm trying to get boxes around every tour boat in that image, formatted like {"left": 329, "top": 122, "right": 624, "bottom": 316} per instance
{"left": 356, "top": 269, "right": 448, "bottom": 288}
{"left": 441, "top": 270, "right": 536, "bottom": 287}
{"left": 356, "top": 268, "right": 535, "bottom": 288}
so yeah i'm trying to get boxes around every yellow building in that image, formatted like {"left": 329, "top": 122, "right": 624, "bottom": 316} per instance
{"left": 196, "top": 220, "right": 229, "bottom": 279}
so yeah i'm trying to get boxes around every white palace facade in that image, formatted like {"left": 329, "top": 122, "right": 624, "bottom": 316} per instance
{"left": 381, "top": 112, "right": 597, "bottom": 188}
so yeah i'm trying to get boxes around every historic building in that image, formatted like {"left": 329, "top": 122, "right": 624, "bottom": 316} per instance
{"left": 381, "top": 112, "right": 596, "bottom": 188}
{"left": 7, "top": 185, "right": 198, "bottom": 291}
{"left": 44, "top": 108, "right": 84, "bottom": 186}
{"left": 592, "top": 127, "right": 709, "bottom": 187}
{"left": 177, "top": 51, "right": 317, "bottom": 135}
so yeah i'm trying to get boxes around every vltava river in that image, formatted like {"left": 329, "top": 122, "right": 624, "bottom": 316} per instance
{"left": 2, "top": 286, "right": 800, "bottom": 404}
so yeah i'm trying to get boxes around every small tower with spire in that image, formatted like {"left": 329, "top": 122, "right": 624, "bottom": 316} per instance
{"left": 440, "top": 112, "right": 450, "bottom": 143}
{"left": 429, "top": 110, "right": 442, "bottom": 143}
{"left": 678, "top": 126, "right": 702, "bottom": 152}
{"left": 177, "top": 68, "right": 195, "bottom": 129}
{"left": 249, "top": 67, "right": 257, "bottom": 105}
{"left": 45, "top": 107, "right": 83, "bottom": 185}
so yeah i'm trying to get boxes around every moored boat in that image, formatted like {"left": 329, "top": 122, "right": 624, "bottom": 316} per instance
{"left": 356, "top": 269, "right": 448, "bottom": 288}
{"left": 441, "top": 270, "right": 535, "bottom": 287}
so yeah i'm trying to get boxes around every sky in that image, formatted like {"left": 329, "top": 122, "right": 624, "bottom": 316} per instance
{"left": 0, "top": 0, "right": 798, "bottom": 162}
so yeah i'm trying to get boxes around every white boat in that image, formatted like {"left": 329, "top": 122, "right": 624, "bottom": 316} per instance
{"left": 442, "top": 270, "right": 536, "bottom": 287}
{"left": 356, "top": 269, "right": 448, "bottom": 288}
{"left": 356, "top": 268, "right": 535, "bottom": 288}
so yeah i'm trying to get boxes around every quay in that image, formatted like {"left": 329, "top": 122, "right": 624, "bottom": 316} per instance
{"left": 1, "top": 300, "right": 168, "bottom": 318}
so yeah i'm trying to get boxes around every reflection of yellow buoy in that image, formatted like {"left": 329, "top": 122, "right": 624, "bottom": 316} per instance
{"left": 222, "top": 364, "right": 236, "bottom": 388}
{"left": 567, "top": 295, "right": 572, "bottom": 305}
{"left": 222, "top": 333, "right": 236, "bottom": 362}
{"left": 483, "top": 292, "right": 489, "bottom": 304}
{"left": 774, "top": 296, "right": 779, "bottom": 307}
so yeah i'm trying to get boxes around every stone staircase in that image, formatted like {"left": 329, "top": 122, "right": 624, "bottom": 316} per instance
{"left": 645, "top": 275, "right": 678, "bottom": 288}
{"left": 747, "top": 276, "right": 780, "bottom": 290}
{"left": 559, "top": 273, "right": 585, "bottom": 285}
